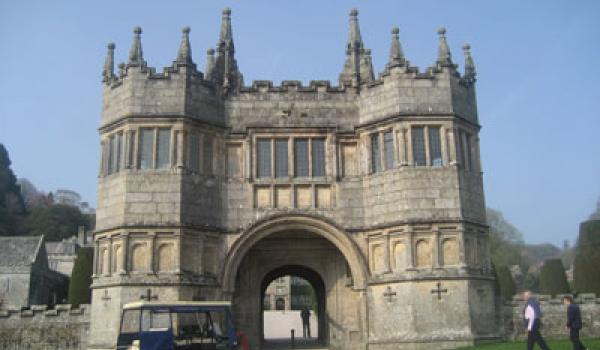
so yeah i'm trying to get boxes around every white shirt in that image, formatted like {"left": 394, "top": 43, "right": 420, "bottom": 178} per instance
{"left": 524, "top": 304, "right": 535, "bottom": 331}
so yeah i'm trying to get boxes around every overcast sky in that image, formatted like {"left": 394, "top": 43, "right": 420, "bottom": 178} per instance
{"left": 1, "top": 0, "right": 598, "bottom": 246}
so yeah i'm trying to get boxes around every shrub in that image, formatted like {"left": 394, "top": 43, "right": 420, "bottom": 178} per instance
{"left": 539, "top": 259, "right": 570, "bottom": 296}
{"left": 573, "top": 220, "right": 600, "bottom": 295}
{"left": 68, "top": 247, "right": 93, "bottom": 307}
{"left": 495, "top": 265, "right": 516, "bottom": 300}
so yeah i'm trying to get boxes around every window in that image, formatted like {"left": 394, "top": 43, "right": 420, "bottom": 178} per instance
{"left": 411, "top": 127, "right": 426, "bottom": 166}
{"left": 107, "top": 135, "right": 115, "bottom": 174}
{"left": 188, "top": 133, "right": 199, "bottom": 173}
{"left": 117, "top": 132, "right": 124, "bottom": 172}
{"left": 156, "top": 129, "right": 171, "bottom": 169}
{"left": 203, "top": 135, "right": 213, "bottom": 175}
{"left": 139, "top": 128, "right": 154, "bottom": 169}
{"left": 383, "top": 131, "right": 395, "bottom": 170}
{"left": 428, "top": 127, "right": 442, "bottom": 166}
{"left": 371, "top": 134, "right": 381, "bottom": 173}
{"left": 294, "top": 139, "right": 309, "bottom": 177}
{"left": 257, "top": 139, "right": 271, "bottom": 178}
{"left": 275, "top": 139, "right": 288, "bottom": 178}
{"left": 464, "top": 132, "right": 472, "bottom": 171}
{"left": 311, "top": 138, "right": 326, "bottom": 177}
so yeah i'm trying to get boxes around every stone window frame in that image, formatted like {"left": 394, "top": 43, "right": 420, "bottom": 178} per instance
{"left": 101, "top": 130, "right": 126, "bottom": 176}
{"left": 186, "top": 129, "right": 219, "bottom": 176}
{"left": 367, "top": 127, "right": 398, "bottom": 174}
{"left": 409, "top": 125, "right": 446, "bottom": 167}
{"left": 225, "top": 141, "right": 245, "bottom": 179}
{"left": 338, "top": 139, "right": 359, "bottom": 178}
{"left": 131, "top": 126, "right": 176, "bottom": 171}
{"left": 251, "top": 133, "right": 329, "bottom": 181}
{"left": 457, "top": 127, "right": 480, "bottom": 172}
{"left": 252, "top": 183, "right": 335, "bottom": 209}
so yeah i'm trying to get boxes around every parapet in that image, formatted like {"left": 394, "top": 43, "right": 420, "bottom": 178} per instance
{"left": 0, "top": 303, "right": 91, "bottom": 319}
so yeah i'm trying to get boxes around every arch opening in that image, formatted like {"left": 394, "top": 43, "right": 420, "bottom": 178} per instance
{"left": 260, "top": 265, "right": 326, "bottom": 348}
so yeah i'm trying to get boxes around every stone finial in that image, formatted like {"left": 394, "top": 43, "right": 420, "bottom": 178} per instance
{"left": 462, "top": 44, "right": 477, "bottom": 83}
{"left": 339, "top": 8, "right": 372, "bottom": 87}
{"left": 102, "top": 42, "right": 115, "bottom": 83}
{"left": 436, "top": 26, "right": 452, "bottom": 65}
{"left": 212, "top": 8, "right": 243, "bottom": 92}
{"left": 386, "top": 26, "right": 406, "bottom": 70}
{"left": 205, "top": 48, "right": 216, "bottom": 78}
{"left": 118, "top": 63, "right": 126, "bottom": 78}
{"left": 176, "top": 26, "right": 194, "bottom": 65}
{"left": 128, "top": 26, "right": 145, "bottom": 66}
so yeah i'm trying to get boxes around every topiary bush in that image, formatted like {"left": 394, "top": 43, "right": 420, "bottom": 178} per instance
{"left": 495, "top": 265, "right": 516, "bottom": 300}
{"left": 539, "top": 258, "right": 570, "bottom": 296}
{"left": 68, "top": 247, "right": 93, "bottom": 307}
{"left": 573, "top": 220, "right": 600, "bottom": 295}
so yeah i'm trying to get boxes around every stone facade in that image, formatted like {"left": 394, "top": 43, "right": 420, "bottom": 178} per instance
{"left": 0, "top": 304, "right": 90, "bottom": 350}
{"left": 91, "top": 8, "right": 497, "bottom": 350}
{"left": 0, "top": 236, "right": 68, "bottom": 308}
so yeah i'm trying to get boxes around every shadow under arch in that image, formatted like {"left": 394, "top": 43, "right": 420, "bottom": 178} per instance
{"left": 220, "top": 214, "right": 369, "bottom": 293}
{"left": 260, "top": 265, "right": 327, "bottom": 345}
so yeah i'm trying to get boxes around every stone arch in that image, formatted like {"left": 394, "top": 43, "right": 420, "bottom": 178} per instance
{"left": 100, "top": 247, "right": 109, "bottom": 274}
{"left": 442, "top": 238, "right": 459, "bottom": 266}
{"left": 130, "top": 243, "right": 147, "bottom": 272}
{"left": 221, "top": 214, "right": 369, "bottom": 293}
{"left": 112, "top": 244, "right": 122, "bottom": 273}
{"left": 415, "top": 239, "right": 431, "bottom": 267}
{"left": 157, "top": 243, "right": 174, "bottom": 272}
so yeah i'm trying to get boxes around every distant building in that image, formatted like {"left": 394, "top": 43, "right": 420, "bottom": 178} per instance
{"left": 0, "top": 236, "right": 68, "bottom": 309}
{"left": 45, "top": 227, "right": 93, "bottom": 276}
{"left": 54, "top": 189, "right": 95, "bottom": 214}
{"left": 264, "top": 276, "right": 291, "bottom": 311}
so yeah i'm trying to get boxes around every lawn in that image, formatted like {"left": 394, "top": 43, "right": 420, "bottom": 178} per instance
{"left": 456, "top": 338, "right": 600, "bottom": 349}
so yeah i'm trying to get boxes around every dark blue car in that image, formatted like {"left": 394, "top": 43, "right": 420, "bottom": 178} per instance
{"left": 117, "top": 301, "right": 238, "bottom": 350}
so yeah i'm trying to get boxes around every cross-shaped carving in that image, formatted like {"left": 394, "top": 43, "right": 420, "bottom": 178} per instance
{"left": 140, "top": 289, "right": 158, "bottom": 301}
{"left": 383, "top": 286, "right": 397, "bottom": 303}
{"left": 431, "top": 282, "right": 448, "bottom": 300}
{"left": 101, "top": 290, "right": 111, "bottom": 301}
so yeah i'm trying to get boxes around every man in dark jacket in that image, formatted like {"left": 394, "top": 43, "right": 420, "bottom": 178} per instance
{"left": 523, "top": 290, "right": 550, "bottom": 350}
{"left": 563, "top": 295, "right": 587, "bottom": 350}
{"left": 301, "top": 307, "right": 311, "bottom": 338}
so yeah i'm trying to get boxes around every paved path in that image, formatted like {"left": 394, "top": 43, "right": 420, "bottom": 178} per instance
{"left": 263, "top": 310, "right": 318, "bottom": 339}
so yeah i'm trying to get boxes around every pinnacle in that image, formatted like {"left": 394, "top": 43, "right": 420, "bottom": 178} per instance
{"left": 207, "top": 48, "right": 215, "bottom": 55}
{"left": 133, "top": 26, "right": 142, "bottom": 35}
{"left": 223, "top": 7, "right": 231, "bottom": 16}
{"left": 182, "top": 26, "right": 190, "bottom": 34}
{"left": 107, "top": 42, "right": 115, "bottom": 50}
{"left": 350, "top": 8, "right": 358, "bottom": 17}
{"left": 437, "top": 27, "right": 446, "bottom": 36}
{"left": 392, "top": 27, "right": 399, "bottom": 35}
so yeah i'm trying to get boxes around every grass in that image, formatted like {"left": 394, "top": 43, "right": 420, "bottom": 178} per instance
{"left": 456, "top": 338, "right": 600, "bottom": 349}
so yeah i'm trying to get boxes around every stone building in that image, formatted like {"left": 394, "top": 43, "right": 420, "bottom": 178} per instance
{"left": 90, "top": 8, "right": 500, "bottom": 350}
{"left": 0, "top": 236, "right": 68, "bottom": 308}
{"left": 264, "top": 276, "right": 291, "bottom": 311}
{"left": 46, "top": 227, "right": 92, "bottom": 276}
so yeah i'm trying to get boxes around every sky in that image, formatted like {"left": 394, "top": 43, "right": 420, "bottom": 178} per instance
{"left": 0, "top": 0, "right": 598, "bottom": 246}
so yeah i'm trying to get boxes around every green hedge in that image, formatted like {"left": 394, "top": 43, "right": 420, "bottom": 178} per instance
{"left": 495, "top": 265, "right": 516, "bottom": 300}
{"left": 68, "top": 247, "right": 93, "bottom": 307}
{"left": 539, "top": 259, "right": 570, "bottom": 296}
{"left": 573, "top": 220, "right": 600, "bottom": 295}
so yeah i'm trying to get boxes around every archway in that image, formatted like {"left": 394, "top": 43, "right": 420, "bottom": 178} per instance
{"left": 261, "top": 265, "right": 326, "bottom": 347}
{"left": 222, "top": 215, "right": 369, "bottom": 350}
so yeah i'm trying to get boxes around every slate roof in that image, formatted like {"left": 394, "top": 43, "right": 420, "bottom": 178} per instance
{"left": 0, "top": 236, "right": 44, "bottom": 267}
{"left": 46, "top": 238, "right": 78, "bottom": 255}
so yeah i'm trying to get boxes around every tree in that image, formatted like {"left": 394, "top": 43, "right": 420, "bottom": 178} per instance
{"left": 495, "top": 265, "right": 517, "bottom": 300}
{"left": 0, "top": 144, "right": 25, "bottom": 236}
{"left": 589, "top": 196, "right": 600, "bottom": 220}
{"left": 68, "top": 247, "right": 94, "bottom": 307}
{"left": 573, "top": 220, "right": 600, "bottom": 295}
{"left": 539, "top": 259, "right": 570, "bottom": 296}
{"left": 19, "top": 203, "right": 92, "bottom": 241}
{"left": 486, "top": 208, "right": 526, "bottom": 268}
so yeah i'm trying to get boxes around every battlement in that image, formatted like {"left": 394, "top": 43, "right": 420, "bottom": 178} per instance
{"left": 100, "top": 9, "right": 478, "bottom": 128}
{"left": 507, "top": 293, "right": 600, "bottom": 306}
{"left": 0, "top": 303, "right": 91, "bottom": 319}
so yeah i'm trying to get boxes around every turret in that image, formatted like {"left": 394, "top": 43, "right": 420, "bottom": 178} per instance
{"left": 128, "top": 26, "right": 145, "bottom": 67}
{"left": 102, "top": 43, "right": 115, "bottom": 83}
{"left": 210, "top": 8, "right": 243, "bottom": 93}
{"left": 384, "top": 27, "right": 407, "bottom": 72}
{"left": 175, "top": 26, "right": 194, "bottom": 66}
{"left": 339, "top": 8, "right": 373, "bottom": 87}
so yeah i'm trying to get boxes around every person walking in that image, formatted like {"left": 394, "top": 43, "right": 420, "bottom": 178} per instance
{"left": 563, "top": 295, "right": 587, "bottom": 350}
{"left": 523, "top": 290, "right": 550, "bottom": 350}
{"left": 300, "top": 307, "right": 311, "bottom": 338}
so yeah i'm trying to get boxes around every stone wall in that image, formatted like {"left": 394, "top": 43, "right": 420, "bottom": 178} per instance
{"left": 0, "top": 304, "right": 90, "bottom": 350}
{"left": 503, "top": 293, "right": 600, "bottom": 340}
